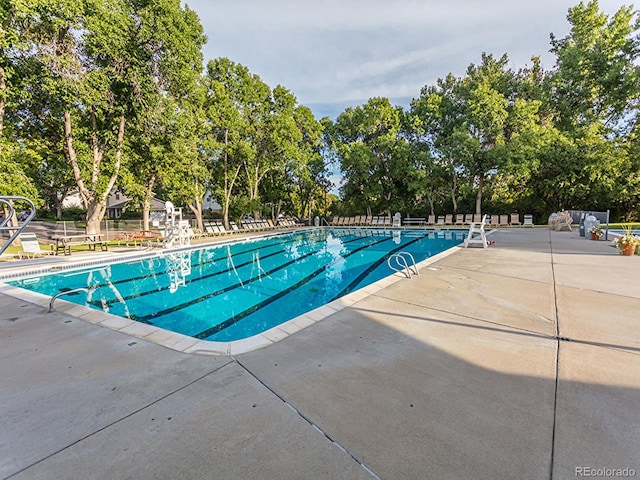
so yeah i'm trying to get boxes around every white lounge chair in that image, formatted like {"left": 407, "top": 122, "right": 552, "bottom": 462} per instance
{"left": 18, "top": 233, "right": 56, "bottom": 259}
{"left": 463, "top": 215, "right": 488, "bottom": 248}
{"left": 523, "top": 214, "right": 534, "bottom": 227}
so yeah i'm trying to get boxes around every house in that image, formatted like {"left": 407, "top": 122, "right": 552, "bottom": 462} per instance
{"left": 105, "top": 189, "right": 167, "bottom": 219}
{"left": 62, "top": 188, "right": 168, "bottom": 219}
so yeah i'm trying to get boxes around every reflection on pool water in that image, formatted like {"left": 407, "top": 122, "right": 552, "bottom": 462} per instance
{"left": 8, "top": 228, "right": 466, "bottom": 341}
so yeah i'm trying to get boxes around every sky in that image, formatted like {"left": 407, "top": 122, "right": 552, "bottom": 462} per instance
{"left": 184, "top": 0, "right": 625, "bottom": 121}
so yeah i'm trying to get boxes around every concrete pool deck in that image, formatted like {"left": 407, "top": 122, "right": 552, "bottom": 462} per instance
{"left": 1, "top": 228, "right": 639, "bottom": 479}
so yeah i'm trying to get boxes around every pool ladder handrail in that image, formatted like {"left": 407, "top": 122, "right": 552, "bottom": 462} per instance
{"left": 49, "top": 288, "right": 89, "bottom": 312}
{"left": 387, "top": 252, "right": 419, "bottom": 279}
{"left": 0, "top": 195, "right": 37, "bottom": 256}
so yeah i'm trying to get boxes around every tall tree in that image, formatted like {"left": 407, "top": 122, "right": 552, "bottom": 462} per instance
{"left": 548, "top": 0, "right": 640, "bottom": 213}
{"left": 203, "top": 58, "right": 263, "bottom": 229}
{"left": 20, "top": 0, "right": 204, "bottom": 234}
{"left": 330, "top": 97, "right": 410, "bottom": 216}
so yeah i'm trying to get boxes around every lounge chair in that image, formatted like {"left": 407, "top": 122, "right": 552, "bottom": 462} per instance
{"left": 426, "top": 215, "right": 435, "bottom": 225}
{"left": 455, "top": 214, "right": 464, "bottom": 225}
{"left": 489, "top": 215, "right": 499, "bottom": 227}
{"left": 392, "top": 212, "right": 401, "bottom": 228}
{"left": 499, "top": 214, "right": 509, "bottom": 226}
{"left": 523, "top": 214, "right": 534, "bottom": 227}
{"left": 464, "top": 214, "right": 473, "bottom": 225}
{"left": 473, "top": 214, "right": 482, "bottom": 223}
{"left": 18, "top": 233, "right": 56, "bottom": 259}
{"left": 436, "top": 216, "right": 445, "bottom": 226}
{"left": 444, "top": 214, "right": 453, "bottom": 225}
{"left": 463, "top": 215, "right": 488, "bottom": 248}
{"left": 510, "top": 213, "right": 521, "bottom": 226}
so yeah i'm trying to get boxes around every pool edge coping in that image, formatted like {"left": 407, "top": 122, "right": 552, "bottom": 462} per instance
{"left": 0, "top": 229, "right": 488, "bottom": 356}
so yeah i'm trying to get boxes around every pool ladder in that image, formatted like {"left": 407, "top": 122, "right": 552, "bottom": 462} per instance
{"left": 387, "top": 252, "right": 419, "bottom": 279}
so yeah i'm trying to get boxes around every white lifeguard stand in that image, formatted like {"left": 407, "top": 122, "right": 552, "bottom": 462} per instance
{"left": 463, "top": 214, "right": 488, "bottom": 248}
{"left": 163, "top": 201, "right": 192, "bottom": 248}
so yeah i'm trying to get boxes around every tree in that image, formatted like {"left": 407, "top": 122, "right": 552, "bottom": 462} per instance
{"left": 330, "top": 97, "right": 410, "bottom": 216}
{"left": 547, "top": 0, "right": 640, "bottom": 214}
{"left": 203, "top": 58, "right": 263, "bottom": 229}
{"left": 550, "top": 1, "right": 640, "bottom": 131}
{"left": 19, "top": 0, "right": 205, "bottom": 234}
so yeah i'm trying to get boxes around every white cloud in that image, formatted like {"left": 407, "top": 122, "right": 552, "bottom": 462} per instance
{"left": 188, "top": 0, "right": 628, "bottom": 119}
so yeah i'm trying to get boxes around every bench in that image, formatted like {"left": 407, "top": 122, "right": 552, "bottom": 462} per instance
{"left": 403, "top": 218, "right": 426, "bottom": 226}
{"left": 53, "top": 234, "right": 108, "bottom": 256}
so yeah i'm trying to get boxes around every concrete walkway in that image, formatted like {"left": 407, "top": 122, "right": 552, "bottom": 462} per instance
{"left": 1, "top": 228, "right": 638, "bottom": 479}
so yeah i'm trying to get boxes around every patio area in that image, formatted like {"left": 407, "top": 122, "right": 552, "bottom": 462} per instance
{"left": 1, "top": 227, "right": 638, "bottom": 479}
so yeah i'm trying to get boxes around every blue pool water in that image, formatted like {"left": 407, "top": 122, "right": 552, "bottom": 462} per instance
{"left": 8, "top": 228, "right": 466, "bottom": 341}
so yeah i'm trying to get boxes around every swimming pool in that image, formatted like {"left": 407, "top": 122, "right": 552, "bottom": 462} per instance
{"left": 8, "top": 228, "right": 466, "bottom": 343}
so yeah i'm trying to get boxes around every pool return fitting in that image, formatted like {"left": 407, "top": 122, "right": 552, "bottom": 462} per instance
{"left": 387, "top": 252, "right": 419, "bottom": 279}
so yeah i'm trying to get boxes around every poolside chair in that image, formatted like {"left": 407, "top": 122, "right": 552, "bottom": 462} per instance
{"left": 510, "top": 213, "right": 521, "bottom": 226}
{"left": 473, "top": 214, "right": 482, "bottom": 224}
{"left": 392, "top": 212, "right": 401, "bottom": 228}
{"left": 464, "top": 214, "right": 473, "bottom": 225}
{"left": 18, "top": 233, "right": 56, "bottom": 259}
{"left": 523, "top": 214, "right": 534, "bottom": 227}
{"left": 489, "top": 215, "right": 499, "bottom": 227}
{"left": 463, "top": 215, "right": 488, "bottom": 248}
{"left": 436, "top": 216, "right": 445, "bottom": 226}
{"left": 444, "top": 214, "right": 453, "bottom": 225}
{"left": 455, "top": 214, "right": 464, "bottom": 225}
{"left": 499, "top": 214, "right": 509, "bottom": 226}
{"left": 426, "top": 214, "right": 435, "bottom": 225}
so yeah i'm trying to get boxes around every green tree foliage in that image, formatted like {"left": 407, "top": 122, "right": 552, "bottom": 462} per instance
{"left": 8, "top": 0, "right": 205, "bottom": 233}
{"left": 547, "top": 0, "right": 640, "bottom": 216}
{"left": 330, "top": 97, "right": 410, "bottom": 216}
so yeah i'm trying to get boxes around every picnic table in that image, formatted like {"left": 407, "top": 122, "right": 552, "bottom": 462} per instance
{"left": 117, "top": 230, "right": 162, "bottom": 248}
{"left": 53, "top": 234, "right": 108, "bottom": 256}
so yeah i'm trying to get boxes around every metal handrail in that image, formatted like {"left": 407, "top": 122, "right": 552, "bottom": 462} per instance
{"left": 49, "top": 288, "right": 89, "bottom": 312}
{"left": 387, "top": 252, "right": 419, "bottom": 279}
{"left": 0, "top": 196, "right": 37, "bottom": 256}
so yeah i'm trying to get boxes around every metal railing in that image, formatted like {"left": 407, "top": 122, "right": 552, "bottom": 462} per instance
{"left": 0, "top": 196, "right": 37, "bottom": 256}
{"left": 387, "top": 252, "right": 419, "bottom": 279}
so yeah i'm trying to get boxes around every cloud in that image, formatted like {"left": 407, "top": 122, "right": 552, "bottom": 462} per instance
{"left": 189, "top": 0, "right": 626, "bottom": 119}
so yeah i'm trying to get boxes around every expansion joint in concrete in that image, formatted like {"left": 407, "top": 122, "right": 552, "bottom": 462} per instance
{"left": 233, "top": 357, "right": 383, "bottom": 480}
{"left": 3, "top": 362, "right": 233, "bottom": 480}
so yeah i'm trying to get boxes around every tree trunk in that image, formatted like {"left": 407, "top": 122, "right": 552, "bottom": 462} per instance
{"left": 475, "top": 174, "right": 484, "bottom": 214}
{"left": 427, "top": 193, "right": 435, "bottom": 216}
{"left": 0, "top": 66, "right": 5, "bottom": 157}
{"left": 85, "top": 196, "right": 107, "bottom": 235}
{"left": 142, "top": 173, "right": 156, "bottom": 231}
{"left": 64, "top": 110, "right": 125, "bottom": 235}
{"left": 54, "top": 193, "right": 64, "bottom": 221}
{"left": 450, "top": 170, "right": 458, "bottom": 212}
{"left": 220, "top": 130, "right": 242, "bottom": 230}
{"left": 189, "top": 196, "right": 204, "bottom": 231}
